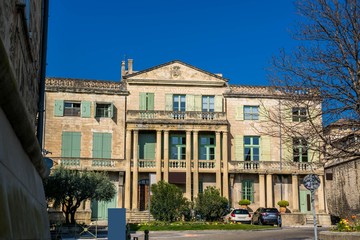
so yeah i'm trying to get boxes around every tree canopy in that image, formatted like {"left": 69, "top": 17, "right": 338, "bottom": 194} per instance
{"left": 266, "top": 0, "right": 360, "bottom": 161}
{"left": 194, "top": 186, "right": 228, "bottom": 221}
{"left": 150, "top": 181, "right": 190, "bottom": 222}
{"left": 44, "top": 167, "right": 116, "bottom": 224}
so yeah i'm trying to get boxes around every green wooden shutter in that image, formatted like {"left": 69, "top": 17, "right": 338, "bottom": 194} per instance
{"left": 54, "top": 100, "right": 64, "bottom": 116}
{"left": 235, "top": 106, "right": 243, "bottom": 120}
{"left": 139, "top": 93, "right": 147, "bottom": 110}
{"left": 147, "top": 93, "right": 154, "bottom": 110}
{"left": 165, "top": 94, "right": 173, "bottom": 110}
{"left": 81, "top": 101, "right": 91, "bottom": 118}
{"left": 186, "top": 94, "right": 195, "bottom": 111}
{"left": 93, "top": 133, "right": 102, "bottom": 158}
{"left": 62, "top": 132, "right": 81, "bottom": 157}
{"left": 102, "top": 133, "right": 112, "bottom": 159}
{"left": 71, "top": 132, "right": 81, "bottom": 157}
{"left": 194, "top": 95, "right": 202, "bottom": 111}
{"left": 260, "top": 136, "right": 271, "bottom": 161}
{"left": 259, "top": 105, "right": 267, "bottom": 121}
{"left": 109, "top": 103, "right": 114, "bottom": 118}
{"left": 61, "top": 132, "right": 72, "bottom": 157}
{"left": 282, "top": 138, "right": 293, "bottom": 161}
{"left": 235, "top": 135, "right": 244, "bottom": 161}
{"left": 214, "top": 95, "right": 222, "bottom": 112}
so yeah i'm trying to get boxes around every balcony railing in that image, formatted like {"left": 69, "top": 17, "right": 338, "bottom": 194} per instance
{"left": 127, "top": 110, "right": 227, "bottom": 122}
{"left": 228, "top": 161, "right": 324, "bottom": 174}
{"left": 198, "top": 160, "right": 216, "bottom": 169}
{"left": 52, "top": 157, "right": 125, "bottom": 170}
{"left": 169, "top": 160, "right": 186, "bottom": 169}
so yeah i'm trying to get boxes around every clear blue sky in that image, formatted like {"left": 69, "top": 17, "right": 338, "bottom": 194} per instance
{"left": 46, "top": 0, "right": 300, "bottom": 85}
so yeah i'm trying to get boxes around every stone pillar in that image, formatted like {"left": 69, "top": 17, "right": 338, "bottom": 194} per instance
{"left": 222, "top": 131, "right": 229, "bottom": 199}
{"left": 185, "top": 131, "right": 192, "bottom": 200}
{"left": 125, "top": 130, "right": 132, "bottom": 209}
{"left": 229, "top": 174, "right": 235, "bottom": 207}
{"left": 156, "top": 130, "right": 162, "bottom": 182}
{"left": 318, "top": 175, "right": 326, "bottom": 213}
{"left": 266, "top": 174, "right": 273, "bottom": 207}
{"left": 292, "top": 174, "right": 299, "bottom": 212}
{"left": 259, "top": 174, "right": 266, "bottom": 207}
{"left": 132, "top": 130, "right": 139, "bottom": 210}
{"left": 193, "top": 131, "right": 199, "bottom": 199}
{"left": 163, "top": 131, "right": 169, "bottom": 182}
{"left": 215, "top": 131, "right": 221, "bottom": 192}
{"left": 118, "top": 172, "right": 125, "bottom": 208}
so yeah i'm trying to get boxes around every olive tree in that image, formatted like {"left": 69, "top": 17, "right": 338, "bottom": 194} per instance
{"left": 43, "top": 167, "right": 116, "bottom": 224}
{"left": 150, "top": 181, "right": 190, "bottom": 222}
{"left": 194, "top": 186, "right": 228, "bottom": 221}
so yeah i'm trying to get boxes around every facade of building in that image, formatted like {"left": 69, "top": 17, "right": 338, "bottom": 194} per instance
{"left": 0, "top": 0, "right": 50, "bottom": 239}
{"left": 45, "top": 60, "right": 328, "bottom": 224}
{"left": 324, "top": 119, "right": 360, "bottom": 219}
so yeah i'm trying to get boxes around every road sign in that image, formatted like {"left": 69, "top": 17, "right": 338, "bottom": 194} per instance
{"left": 303, "top": 174, "right": 320, "bottom": 191}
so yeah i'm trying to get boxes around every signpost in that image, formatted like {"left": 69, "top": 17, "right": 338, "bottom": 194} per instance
{"left": 303, "top": 174, "right": 321, "bottom": 240}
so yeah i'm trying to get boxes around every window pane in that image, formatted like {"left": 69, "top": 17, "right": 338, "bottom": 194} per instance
{"left": 253, "top": 137, "right": 259, "bottom": 145}
{"left": 244, "top": 137, "right": 251, "bottom": 145}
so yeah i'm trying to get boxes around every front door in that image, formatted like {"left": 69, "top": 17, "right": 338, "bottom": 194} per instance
{"left": 138, "top": 179, "right": 150, "bottom": 211}
{"left": 299, "top": 189, "right": 311, "bottom": 213}
{"left": 91, "top": 193, "right": 117, "bottom": 220}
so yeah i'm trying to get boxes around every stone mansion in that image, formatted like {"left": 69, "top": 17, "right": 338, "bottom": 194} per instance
{"left": 44, "top": 59, "right": 327, "bottom": 223}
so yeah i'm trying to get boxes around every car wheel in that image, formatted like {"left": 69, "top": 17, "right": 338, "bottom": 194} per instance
{"left": 258, "top": 218, "right": 262, "bottom": 225}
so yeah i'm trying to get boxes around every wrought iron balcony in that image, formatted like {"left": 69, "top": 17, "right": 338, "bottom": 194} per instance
{"left": 228, "top": 161, "right": 324, "bottom": 174}
{"left": 127, "top": 110, "right": 227, "bottom": 123}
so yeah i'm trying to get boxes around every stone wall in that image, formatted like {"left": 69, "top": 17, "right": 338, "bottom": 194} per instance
{"left": 325, "top": 159, "right": 360, "bottom": 218}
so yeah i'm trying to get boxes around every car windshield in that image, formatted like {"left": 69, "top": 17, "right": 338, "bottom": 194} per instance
{"left": 263, "top": 208, "right": 279, "bottom": 213}
{"left": 233, "top": 209, "right": 249, "bottom": 214}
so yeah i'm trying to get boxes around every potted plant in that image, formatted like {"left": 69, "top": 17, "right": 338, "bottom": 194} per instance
{"left": 238, "top": 199, "right": 251, "bottom": 209}
{"left": 277, "top": 200, "right": 289, "bottom": 213}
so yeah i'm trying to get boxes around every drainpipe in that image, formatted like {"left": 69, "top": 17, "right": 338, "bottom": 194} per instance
{"left": 36, "top": 0, "right": 49, "bottom": 147}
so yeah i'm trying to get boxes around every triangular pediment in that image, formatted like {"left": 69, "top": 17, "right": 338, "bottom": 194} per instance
{"left": 124, "top": 60, "right": 227, "bottom": 86}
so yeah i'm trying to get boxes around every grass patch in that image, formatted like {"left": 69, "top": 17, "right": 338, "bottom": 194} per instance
{"left": 129, "top": 222, "right": 274, "bottom": 232}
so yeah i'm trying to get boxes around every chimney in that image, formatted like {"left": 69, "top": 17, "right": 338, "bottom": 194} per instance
{"left": 121, "top": 60, "right": 125, "bottom": 79}
{"left": 128, "top": 59, "right": 133, "bottom": 74}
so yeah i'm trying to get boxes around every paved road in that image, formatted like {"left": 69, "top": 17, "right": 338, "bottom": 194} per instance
{"left": 131, "top": 227, "right": 328, "bottom": 240}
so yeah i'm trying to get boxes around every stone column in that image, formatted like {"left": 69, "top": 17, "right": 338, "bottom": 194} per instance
{"left": 222, "top": 131, "right": 229, "bottom": 199}
{"left": 266, "top": 174, "right": 273, "bottom": 207}
{"left": 292, "top": 174, "right": 299, "bottom": 212}
{"left": 118, "top": 172, "right": 125, "bottom": 208}
{"left": 215, "top": 131, "right": 221, "bottom": 192}
{"left": 193, "top": 131, "right": 199, "bottom": 199}
{"left": 125, "top": 130, "right": 132, "bottom": 209}
{"left": 317, "top": 175, "right": 326, "bottom": 213}
{"left": 132, "top": 130, "right": 139, "bottom": 210}
{"left": 163, "top": 131, "right": 169, "bottom": 182}
{"left": 186, "top": 130, "right": 192, "bottom": 200}
{"left": 156, "top": 130, "right": 162, "bottom": 182}
{"left": 259, "top": 174, "right": 266, "bottom": 207}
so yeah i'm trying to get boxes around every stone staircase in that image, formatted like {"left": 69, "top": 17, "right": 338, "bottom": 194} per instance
{"left": 306, "top": 215, "right": 314, "bottom": 225}
{"left": 127, "top": 210, "right": 155, "bottom": 223}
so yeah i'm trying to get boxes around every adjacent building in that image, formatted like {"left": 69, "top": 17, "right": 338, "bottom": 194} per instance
{"left": 45, "top": 60, "right": 328, "bottom": 224}
{"left": 0, "top": 0, "right": 50, "bottom": 239}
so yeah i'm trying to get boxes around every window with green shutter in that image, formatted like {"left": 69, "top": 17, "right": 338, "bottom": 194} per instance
{"left": 244, "top": 106, "right": 259, "bottom": 120}
{"left": 93, "top": 133, "right": 112, "bottom": 159}
{"left": 199, "top": 134, "right": 215, "bottom": 160}
{"left": 140, "top": 93, "right": 154, "bottom": 111}
{"left": 293, "top": 137, "right": 308, "bottom": 162}
{"left": 54, "top": 100, "right": 64, "bottom": 117}
{"left": 242, "top": 180, "right": 254, "bottom": 203}
{"left": 95, "top": 103, "right": 114, "bottom": 118}
{"left": 170, "top": 134, "right": 186, "bottom": 160}
{"left": 81, "top": 101, "right": 91, "bottom": 118}
{"left": 61, "top": 132, "right": 81, "bottom": 158}
{"left": 202, "top": 96, "right": 214, "bottom": 112}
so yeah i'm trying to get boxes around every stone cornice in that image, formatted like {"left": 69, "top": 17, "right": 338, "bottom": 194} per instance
{"left": 45, "top": 77, "right": 129, "bottom": 95}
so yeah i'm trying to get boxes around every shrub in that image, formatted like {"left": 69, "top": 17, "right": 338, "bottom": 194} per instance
{"left": 194, "top": 186, "right": 229, "bottom": 222}
{"left": 239, "top": 199, "right": 251, "bottom": 206}
{"left": 277, "top": 200, "right": 289, "bottom": 207}
{"left": 150, "top": 181, "right": 189, "bottom": 222}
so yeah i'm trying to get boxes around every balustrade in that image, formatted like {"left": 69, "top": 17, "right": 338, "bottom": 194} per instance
{"left": 127, "top": 110, "right": 226, "bottom": 121}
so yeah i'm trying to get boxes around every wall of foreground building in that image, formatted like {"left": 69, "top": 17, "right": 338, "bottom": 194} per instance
{"left": 0, "top": 108, "right": 49, "bottom": 239}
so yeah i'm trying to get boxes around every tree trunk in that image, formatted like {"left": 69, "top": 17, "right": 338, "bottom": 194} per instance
{"left": 70, "top": 207, "right": 77, "bottom": 224}
{"left": 64, "top": 211, "right": 70, "bottom": 224}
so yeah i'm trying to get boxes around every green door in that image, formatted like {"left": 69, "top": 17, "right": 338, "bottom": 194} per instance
{"left": 299, "top": 189, "right": 311, "bottom": 213}
{"left": 91, "top": 193, "right": 117, "bottom": 220}
{"left": 139, "top": 132, "right": 156, "bottom": 160}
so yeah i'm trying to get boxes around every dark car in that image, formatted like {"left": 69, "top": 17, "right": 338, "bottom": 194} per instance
{"left": 251, "top": 208, "right": 281, "bottom": 226}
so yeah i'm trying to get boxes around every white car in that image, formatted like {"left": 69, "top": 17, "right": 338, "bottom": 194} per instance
{"left": 224, "top": 209, "right": 252, "bottom": 223}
